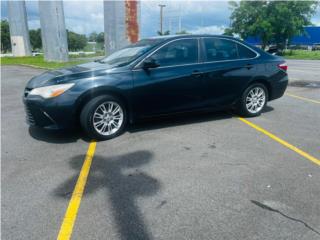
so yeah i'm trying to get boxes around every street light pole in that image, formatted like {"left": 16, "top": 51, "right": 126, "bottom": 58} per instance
{"left": 159, "top": 4, "right": 166, "bottom": 35}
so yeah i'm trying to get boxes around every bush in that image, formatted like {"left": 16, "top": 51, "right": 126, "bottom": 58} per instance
{"left": 67, "top": 30, "right": 87, "bottom": 51}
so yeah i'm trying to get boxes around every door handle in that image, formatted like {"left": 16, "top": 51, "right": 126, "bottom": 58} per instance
{"left": 191, "top": 70, "right": 203, "bottom": 77}
{"left": 244, "top": 64, "right": 253, "bottom": 69}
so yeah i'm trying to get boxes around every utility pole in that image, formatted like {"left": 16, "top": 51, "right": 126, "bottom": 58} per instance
{"left": 7, "top": 0, "right": 31, "bottom": 56}
{"left": 159, "top": 4, "right": 166, "bottom": 35}
{"left": 38, "top": 1, "right": 68, "bottom": 62}
{"left": 178, "top": 4, "right": 182, "bottom": 32}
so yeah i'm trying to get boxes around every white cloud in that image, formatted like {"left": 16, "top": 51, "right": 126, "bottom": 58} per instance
{"left": 140, "top": 0, "right": 231, "bottom": 37}
{"left": 90, "top": 13, "right": 104, "bottom": 21}
{"left": 312, "top": 15, "right": 320, "bottom": 26}
{"left": 1, "top": 0, "right": 319, "bottom": 36}
{"left": 63, "top": 1, "right": 104, "bottom": 34}
{"left": 190, "top": 25, "right": 226, "bottom": 35}
{"left": 28, "top": 19, "right": 40, "bottom": 30}
{"left": 24, "top": 0, "right": 105, "bottom": 34}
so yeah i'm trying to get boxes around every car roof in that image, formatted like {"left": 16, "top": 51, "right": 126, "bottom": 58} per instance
{"left": 147, "top": 34, "right": 237, "bottom": 41}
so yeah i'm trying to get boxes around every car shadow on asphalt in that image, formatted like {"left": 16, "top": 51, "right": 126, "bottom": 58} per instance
{"left": 28, "top": 127, "right": 91, "bottom": 144}
{"left": 53, "top": 150, "right": 160, "bottom": 240}
{"left": 27, "top": 111, "right": 233, "bottom": 143}
{"left": 128, "top": 110, "right": 233, "bottom": 133}
{"left": 128, "top": 106, "right": 274, "bottom": 133}
{"left": 262, "top": 105, "right": 274, "bottom": 113}
{"left": 28, "top": 107, "right": 274, "bottom": 143}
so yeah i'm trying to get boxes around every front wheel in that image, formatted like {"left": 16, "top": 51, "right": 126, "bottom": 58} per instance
{"left": 237, "top": 83, "right": 268, "bottom": 117}
{"left": 80, "top": 95, "right": 127, "bottom": 140}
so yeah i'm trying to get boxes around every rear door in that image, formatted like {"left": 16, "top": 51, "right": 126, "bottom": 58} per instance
{"left": 132, "top": 38, "right": 207, "bottom": 118}
{"left": 198, "top": 37, "right": 259, "bottom": 108}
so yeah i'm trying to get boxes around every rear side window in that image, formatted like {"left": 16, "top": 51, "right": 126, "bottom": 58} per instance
{"left": 203, "top": 38, "right": 257, "bottom": 61}
{"left": 150, "top": 39, "right": 198, "bottom": 67}
{"left": 203, "top": 38, "right": 238, "bottom": 61}
{"left": 237, "top": 44, "right": 257, "bottom": 59}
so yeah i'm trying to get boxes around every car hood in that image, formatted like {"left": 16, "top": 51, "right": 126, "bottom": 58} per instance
{"left": 26, "top": 61, "right": 113, "bottom": 89}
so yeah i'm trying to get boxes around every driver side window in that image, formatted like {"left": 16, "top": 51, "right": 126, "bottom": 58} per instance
{"left": 150, "top": 39, "right": 198, "bottom": 67}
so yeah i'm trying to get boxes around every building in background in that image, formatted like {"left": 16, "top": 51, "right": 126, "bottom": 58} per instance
{"left": 104, "top": 0, "right": 140, "bottom": 55}
{"left": 7, "top": 0, "right": 32, "bottom": 56}
{"left": 245, "top": 26, "right": 320, "bottom": 49}
{"left": 38, "top": 1, "right": 69, "bottom": 62}
{"left": 290, "top": 26, "right": 320, "bottom": 48}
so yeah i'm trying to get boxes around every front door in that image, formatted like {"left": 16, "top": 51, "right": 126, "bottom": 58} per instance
{"left": 132, "top": 38, "right": 207, "bottom": 118}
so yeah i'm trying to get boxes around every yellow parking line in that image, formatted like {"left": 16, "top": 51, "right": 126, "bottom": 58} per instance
{"left": 238, "top": 117, "right": 320, "bottom": 166}
{"left": 286, "top": 93, "right": 320, "bottom": 104}
{"left": 57, "top": 141, "right": 97, "bottom": 240}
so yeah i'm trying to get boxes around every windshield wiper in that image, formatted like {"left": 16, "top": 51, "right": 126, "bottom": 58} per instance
{"left": 115, "top": 62, "right": 129, "bottom": 67}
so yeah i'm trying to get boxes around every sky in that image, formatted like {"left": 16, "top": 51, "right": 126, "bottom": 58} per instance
{"left": 1, "top": 0, "right": 320, "bottom": 38}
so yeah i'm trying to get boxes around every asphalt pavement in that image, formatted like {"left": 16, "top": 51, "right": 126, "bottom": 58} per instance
{"left": 286, "top": 59, "right": 320, "bottom": 84}
{"left": 1, "top": 61, "right": 320, "bottom": 240}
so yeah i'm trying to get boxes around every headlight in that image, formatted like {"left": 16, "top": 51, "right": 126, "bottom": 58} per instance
{"left": 29, "top": 83, "right": 75, "bottom": 99}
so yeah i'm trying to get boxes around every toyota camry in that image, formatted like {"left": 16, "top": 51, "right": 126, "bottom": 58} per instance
{"left": 23, "top": 35, "right": 288, "bottom": 140}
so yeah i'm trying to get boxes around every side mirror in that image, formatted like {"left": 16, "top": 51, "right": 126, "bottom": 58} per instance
{"left": 142, "top": 58, "right": 160, "bottom": 70}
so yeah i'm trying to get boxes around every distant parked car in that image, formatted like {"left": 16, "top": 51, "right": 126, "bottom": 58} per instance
{"left": 266, "top": 45, "right": 279, "bottom": 55}
{"left": 312, "top": 44, "right": 320, "bottom": 51}
{"left": 32, "top": 51, "right": 41, "bottom": 56}
{"left": 23, "top": 35, "right": 288, "bottom": 140}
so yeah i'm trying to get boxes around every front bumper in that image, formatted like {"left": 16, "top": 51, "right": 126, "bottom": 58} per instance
{"left": 23, "top": 94, "right": 77, "bottom": 130}
{"left": 24, "top": 102, "right": 59, "bottom": 129}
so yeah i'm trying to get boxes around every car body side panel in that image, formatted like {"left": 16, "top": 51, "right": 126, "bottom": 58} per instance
{"left": 248, "top": 57, "right": 288, "bottom": 100}
{"left": 197, "top": 60, "right": 260, "bottom": 108}
{"left": 131, "top": 65, "right": 207, "bottom": 118}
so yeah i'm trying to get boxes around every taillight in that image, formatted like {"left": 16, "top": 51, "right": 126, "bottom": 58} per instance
{"left": 278, "top": 62, "right": 288, "bottom": 71}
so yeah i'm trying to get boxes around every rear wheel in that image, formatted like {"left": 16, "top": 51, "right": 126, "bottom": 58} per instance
{"left": 80, "top": 95, "right": 127, "bottom": 140}
{"left": 237, "top": 83, "right": 268, "bottom": 117}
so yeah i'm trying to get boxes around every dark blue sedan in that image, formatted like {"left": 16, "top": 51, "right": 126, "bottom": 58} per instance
{"left": 23, "top": 35, "right": 288, "bottom": 140}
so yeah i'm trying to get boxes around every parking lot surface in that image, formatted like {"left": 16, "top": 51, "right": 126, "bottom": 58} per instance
{"left": 286, "top": 59, "right": 320, "bottom": 84}
{"left": 2, "top": 61, "right": 320, "bottom": 240}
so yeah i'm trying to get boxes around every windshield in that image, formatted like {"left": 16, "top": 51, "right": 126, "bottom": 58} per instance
{"left": 99, "top": 39, "right": 163, "bottom": 66}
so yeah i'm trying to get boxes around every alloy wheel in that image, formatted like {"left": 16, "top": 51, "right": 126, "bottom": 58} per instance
{"left": 92, "top": 101, "right": 124, "bottom": 136}
{"left": 245, "top": 87, "right": 266, "bottom": 114}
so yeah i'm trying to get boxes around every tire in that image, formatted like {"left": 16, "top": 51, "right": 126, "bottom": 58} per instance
{"left": 237, "top": 83, "right": 268, "bottom": 117}
{"left": 80, "top": 95, "right": 127, "bottom": 140}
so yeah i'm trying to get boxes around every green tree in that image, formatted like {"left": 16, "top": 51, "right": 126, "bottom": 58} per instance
{"left": 96, "top": 32, "right": 104, "bottom": 44}
{"left": 227, "top": 1, "right": 319, "bottom": 50}
{"left": 223, "top": 28, "right": 234, "bottom": 36}
{"left": 176, "top": 30, "right": 189, "bottom": 35}
{"left": 88, "top": 32, "right": 98, "bottom": 42}
{"left": 29, "top": 29, "right": 42, "bottom": 50}
{"left": 1, "top": 20, "right": 11, "bottom": 53}
{"left": 67, "top": 30, "right": 87, "bottom": 51}
{"left": 157, "top": 30, "right": 170, "bottom": 36}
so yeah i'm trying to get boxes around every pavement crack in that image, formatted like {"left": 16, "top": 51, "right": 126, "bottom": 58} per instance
{"left": 156, "top": 200, "right": 167, "bottom": 209}
{"left": 251, "top": 200, "right": 320, "bottom": 236}
{"left": 208, "top": 143, "right": 216, "bottom": 149}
